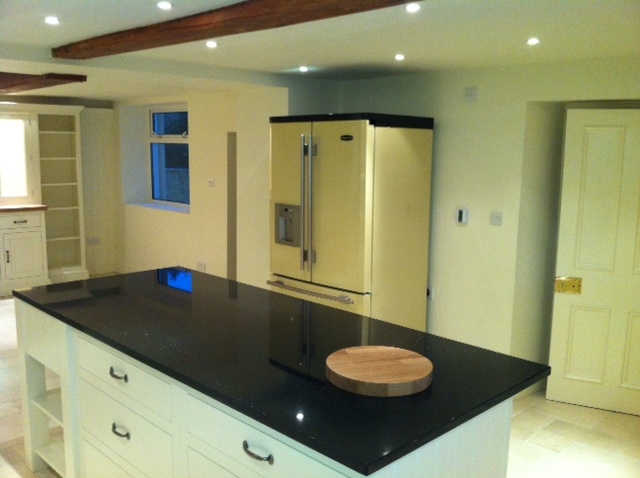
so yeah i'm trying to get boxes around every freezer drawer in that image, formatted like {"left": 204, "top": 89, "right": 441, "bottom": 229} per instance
{"left": 267, "top": 275, "right": 371, "bottom": 316}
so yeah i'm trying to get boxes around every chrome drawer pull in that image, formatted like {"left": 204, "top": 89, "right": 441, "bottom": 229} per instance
{"left": 109, "top": 366, "right": 128, "bottom": 383}
{"left": 242, "top": 440, "right": 274, "bottom": 465}
{"left": 111, "top": 423, "right": 131, "bottom": 440}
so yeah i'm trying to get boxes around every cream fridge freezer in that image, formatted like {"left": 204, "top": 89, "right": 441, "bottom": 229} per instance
{"left": 268, "top": 113, "right": 433, "bottom": 331}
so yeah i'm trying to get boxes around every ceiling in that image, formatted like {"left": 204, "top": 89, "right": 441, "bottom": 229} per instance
{"left": 0, "top": 0, "right": 639, "bottom": 101}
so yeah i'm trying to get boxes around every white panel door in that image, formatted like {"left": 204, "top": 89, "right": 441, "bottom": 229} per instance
{"left": 547, "top": 109, "right": 640, "bottom": 415}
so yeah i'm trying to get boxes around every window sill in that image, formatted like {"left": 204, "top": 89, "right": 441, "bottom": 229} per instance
{"left": 128, "top": 202, "right": 190, "bottom": 214}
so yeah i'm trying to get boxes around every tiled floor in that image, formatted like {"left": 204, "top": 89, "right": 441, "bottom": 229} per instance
{"left": 1, "top": 298, "right": 639, "bottom": 477}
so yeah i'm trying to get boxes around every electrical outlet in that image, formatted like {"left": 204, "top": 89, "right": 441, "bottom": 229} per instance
{"left": 464, "top": 86, "right": 478, "bottom": 103}
{"left": 197, "top": 261, "right": 207, "bottom": 272}
{"left": 490, "top": 211, "right": 503, "bottom": 226}
{"left": 86, "top": 237, "right": 100, "bottom": 246}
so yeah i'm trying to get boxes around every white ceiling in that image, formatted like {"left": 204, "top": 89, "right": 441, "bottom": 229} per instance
{"left": 1, "top": 0, "right": 639, "bottom": 101}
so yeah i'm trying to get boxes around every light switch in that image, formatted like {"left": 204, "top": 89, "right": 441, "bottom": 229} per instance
{"left": 457, "top": 208, "right": 469, "bottom": 224}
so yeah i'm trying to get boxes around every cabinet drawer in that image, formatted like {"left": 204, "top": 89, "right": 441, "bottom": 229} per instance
{"left": 77, "top": 337, "right": 172, "bottom": 420}
{"left": 80, "top": 439, "right": 135, "bottom": 478}
{"left": 79, "top": 379, "right": 173, "bottom": 478}
{"left": 187, "top": 395, "right": 346, "bottom": 478}
{"left": 0, "top": 214, "right": 41, "bottom": 229}
{"left": 188, "top": 447, "right": 258, "bottom": 478}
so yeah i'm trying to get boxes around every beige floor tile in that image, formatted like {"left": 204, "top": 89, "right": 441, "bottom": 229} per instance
{"left": 557, "top": 442, "right": 640, "bottom": 478}
{"left": 594, "top": 412, "right": 640, "bottom": 442}
{"left": 544, "top": 420, "right": 626, "bottom": 452}
{"left": 510, "top": 408, "right": 556, "bottom": 440}
{"left": 507, "top": 437, "right": 564, "bottom": 478}
{"left": 531, "top": 394, "right": 612, "bottom": 429}
{"left": 527, "top": 428, "right": 575, "bottom": 453}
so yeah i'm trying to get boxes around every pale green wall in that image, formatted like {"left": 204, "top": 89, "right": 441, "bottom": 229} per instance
{"left": 335, "top": 55, "right": 640, "bottom": 358}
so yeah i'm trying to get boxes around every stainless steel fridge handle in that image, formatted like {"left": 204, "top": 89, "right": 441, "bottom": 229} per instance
{"left": 267, "top": 280, "right": 355, "bottom": 305}
{"left": 300, "top": 134, "right": 307, "bottom": 271}
{"left": 308, "top": 134, "right": 315, "bottom": 264}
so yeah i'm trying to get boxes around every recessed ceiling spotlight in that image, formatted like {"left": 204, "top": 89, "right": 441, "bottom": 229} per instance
{"left": 527, "top": 37, "right": 540, "bottom": 46}
{"left": 205, "top": 40, "right": 218, "bottom": 49}
{"left": 44, "top": 16, "right": 60, "bottom": 26}
{"left": 299, "top": 66, "right": 309, "bottom": 73}
{"left": 395, "top": 54, "right": 406, "bottom": 61}
{"left": 406, "top": 3, "right": 421, "bottom": 13}
{"left": 157, "top": 2, "right": 172, "bottom": 10}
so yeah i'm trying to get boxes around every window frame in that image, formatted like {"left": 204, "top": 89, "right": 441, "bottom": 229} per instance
{"left": 0, "top": 112, "right": 40, "bottom": 206}
{"left": 147, "top": 106, "right": 190, "bottom": 207}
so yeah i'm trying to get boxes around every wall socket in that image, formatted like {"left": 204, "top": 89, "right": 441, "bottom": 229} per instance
{"left": 490, "top": 211, "right": 503, "bottom": 226}
{"left": 464, "top": 86, "right": 478, "bottom": 103}
{"left": 197, "top": 261, "right": 207, "bottom": 272}
{"left": 86, "top": 237, "right": 101, "bottom": 246}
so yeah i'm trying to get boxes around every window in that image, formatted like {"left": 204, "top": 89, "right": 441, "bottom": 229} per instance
{"left": 0, "top": 114, "right": 32, "bottom": 200}
{"left": 150, "top": 110, "right": 189, "bottom": 204}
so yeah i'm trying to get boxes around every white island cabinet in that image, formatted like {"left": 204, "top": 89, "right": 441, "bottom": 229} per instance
{"left": 16, "top": 269, "right": 549, "bottom": 478}
{"left": 17, "top": 300, "right": 514, "bottom": 478}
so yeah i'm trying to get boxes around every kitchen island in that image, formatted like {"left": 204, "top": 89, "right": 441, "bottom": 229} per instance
{"left": 15, "top": 268, "right": 549, "bottom": 478}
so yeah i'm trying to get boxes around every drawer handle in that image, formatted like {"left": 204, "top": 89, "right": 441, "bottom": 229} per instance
{"left": 111, "top": 423, "right": 131, "bottom": 440}
{"left": 13, "top": 220, "right": 28, "bottom": 224}
{"left": 109, "top": 366, "right": 129, "bottom": 383}
{"left": 242, "top": 440, "right": 274, "bottom": 465}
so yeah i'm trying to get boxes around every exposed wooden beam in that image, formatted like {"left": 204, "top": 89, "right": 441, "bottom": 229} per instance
{"left": 0, "top": 72, "right": 87, "bottom": 94}
{"left": 52, "top": 0, "right": 409, "bottom": 60}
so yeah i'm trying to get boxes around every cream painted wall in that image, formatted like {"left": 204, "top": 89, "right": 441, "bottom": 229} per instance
{"left": 114, "top": 87, "right": 289, "bottom": 287}
{"left": 236, "top": 88, "right": 288, "bottom": 287}
{"left": 335, "top": 55, "right": 640, "bottom": 359}
{"left": 80, "top": 108, "right": 119, "bottom": 276}
{"left": 511, "top": 102, "right": 564, "bottom": 364}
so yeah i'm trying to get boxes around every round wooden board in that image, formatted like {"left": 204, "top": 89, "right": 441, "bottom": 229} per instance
{"left": 326, "top": 346, "right": 433, "bottom": 397}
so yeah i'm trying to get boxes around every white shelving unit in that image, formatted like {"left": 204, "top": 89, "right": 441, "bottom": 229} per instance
{"left": 38, "top": 109, "right": 89, "bottom": 283}
{"left": 17, "top": 300, "right": 77, "bottom": 478}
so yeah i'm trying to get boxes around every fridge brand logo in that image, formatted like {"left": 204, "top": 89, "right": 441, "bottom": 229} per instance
{"left": 340, "top": 135, "right": 354, "bottom": 141}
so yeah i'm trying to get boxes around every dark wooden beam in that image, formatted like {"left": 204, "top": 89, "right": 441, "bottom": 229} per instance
{"left": 52, "top": 0, "right": 409, "bottom": 60}
{"left": 0, "top": 72, "right": 87, "bottom": 94}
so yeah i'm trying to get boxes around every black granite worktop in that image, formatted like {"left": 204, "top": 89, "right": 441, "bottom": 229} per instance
{"left": 14, "top": 268, "right": 550, "bottom": 476}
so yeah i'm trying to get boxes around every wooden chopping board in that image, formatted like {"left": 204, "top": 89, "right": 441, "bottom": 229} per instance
{"left": 326, "top": 346, "right": 433, "bottom": 397}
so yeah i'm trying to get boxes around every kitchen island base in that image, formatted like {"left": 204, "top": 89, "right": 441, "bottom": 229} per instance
{"left": 14, "top": 268, "right": 548, "bottom": 477}
{"left": 17, "top": 299, "right": 513, "bottom": 478}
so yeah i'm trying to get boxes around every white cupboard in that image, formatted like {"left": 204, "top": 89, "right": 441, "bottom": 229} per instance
{"left": 0, "top": 209, "right": 49, "bottom": 296}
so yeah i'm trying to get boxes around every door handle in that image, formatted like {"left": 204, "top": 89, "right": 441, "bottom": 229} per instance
{"left": 554, "top": 276, "right": 582, "bottom": 294}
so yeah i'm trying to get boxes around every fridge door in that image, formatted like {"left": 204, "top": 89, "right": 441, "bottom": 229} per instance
{"left": 310, "top": 120, "right": 373, "bottom": 293}
{"left": 270, "top": 122, "right": 312, "bottom": 282}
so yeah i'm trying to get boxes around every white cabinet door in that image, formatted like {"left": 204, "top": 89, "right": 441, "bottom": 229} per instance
{"left": 4, "top": 230, "right": 45, "bottom": 280}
